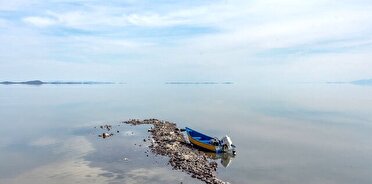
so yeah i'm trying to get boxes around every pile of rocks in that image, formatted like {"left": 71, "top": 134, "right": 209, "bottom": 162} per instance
{"left": 96, "top": 124, "right": 115, "bottom": 139}
{"left": 124, "top": 119, "right": 227, "bottom": 184}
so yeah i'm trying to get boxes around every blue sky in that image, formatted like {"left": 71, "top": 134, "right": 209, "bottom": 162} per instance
{"left": 1, "top": 0, "right": 372, "bottom": 82}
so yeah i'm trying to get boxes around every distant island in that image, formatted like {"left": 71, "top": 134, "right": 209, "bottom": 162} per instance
{"left": 165, "top": 82, "right": 233, "bottom": 84}
{"left": 0, "top": 80, "right": 115, "bottom": 85}
{"left": 326, "top": 79, "right": 372, "bottom": 86}
{"left": 350, "top": 79, "right": 372, "bottom": 85}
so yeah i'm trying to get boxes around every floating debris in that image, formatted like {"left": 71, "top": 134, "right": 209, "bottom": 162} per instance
{"left": 98, "top": 132, "right": 113, "bottom": 139}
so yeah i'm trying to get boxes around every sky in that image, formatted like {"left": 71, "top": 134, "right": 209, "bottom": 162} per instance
{"left": 0, "top": 0, "right": 372, "bottom": 83}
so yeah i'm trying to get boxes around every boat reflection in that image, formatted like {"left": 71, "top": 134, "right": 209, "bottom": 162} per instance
{"left": 204, "top": 152, "right": 236, "bottom": 168}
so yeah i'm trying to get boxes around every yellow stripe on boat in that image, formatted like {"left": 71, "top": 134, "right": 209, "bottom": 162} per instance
{"left": 188, "top": 135, "right": 216, "bottom": 152}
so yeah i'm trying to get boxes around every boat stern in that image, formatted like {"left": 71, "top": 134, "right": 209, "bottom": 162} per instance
{"left": 220, "top": 135, "right": 236, "bottom": 154}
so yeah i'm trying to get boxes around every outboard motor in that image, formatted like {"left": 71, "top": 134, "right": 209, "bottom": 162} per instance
{"left": 220, "top": 135, "right": 236, "bottom": 154}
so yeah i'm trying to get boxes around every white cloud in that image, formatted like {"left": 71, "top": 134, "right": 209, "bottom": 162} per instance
{"left": 181, "top": 7, "right": 372, "bottom": 53}
{"left": 0, "top": 0, "right": 36, "bottom": 11}
{"left": 23, "top": 16, "right": 57, "bottom": 27}
{"left": 26, "top": 10, "right": 189, "bottom": 29}
{"left": 2, "top": 0, "right": 372, "bottom": 81}
{"left": 125, "top": 13, "right": 185, "bottom": 27}
{"left": 0, "top": 18, "right": 8, "bottom": 27}
{"left": 21, "top": 3, "right": 372, "bottom": 55}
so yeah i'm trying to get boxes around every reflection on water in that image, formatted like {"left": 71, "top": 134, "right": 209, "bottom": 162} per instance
{"left": 0, "top": 84, "right": 372, "bottom": 184}
{"left": 205, "top": 152, "right": 235, "bottom": 168}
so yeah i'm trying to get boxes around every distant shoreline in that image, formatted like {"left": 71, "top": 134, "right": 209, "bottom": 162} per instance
{"left": 1, "top": 80, "right": 234, "bottom": 85}
{"left": 326, "top": 79, "right": 372, "bottom": 86}
{"left": 165, "top": 82, "right": 233, "bottom": 85}
{"left": 0, "top": 80, "right": 116, "bottom": 85}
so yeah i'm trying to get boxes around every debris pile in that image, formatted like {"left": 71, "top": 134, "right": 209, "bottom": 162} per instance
{"left": 124, "top": 119, "right": 227, "bottom": 184}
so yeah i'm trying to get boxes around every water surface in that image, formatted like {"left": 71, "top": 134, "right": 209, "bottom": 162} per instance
{"left": 0, "top": 83, "right": 371, "bottom": 184}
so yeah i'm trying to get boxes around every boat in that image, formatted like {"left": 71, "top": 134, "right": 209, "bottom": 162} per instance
{"left": 185, "top": 127, "right": 236, "bottom": 154}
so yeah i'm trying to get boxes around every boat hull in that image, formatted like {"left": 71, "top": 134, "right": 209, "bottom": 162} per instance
{"left": 185, "top": 127, "right": 220, "bottom": 152}
{"left": 187, "top": 134, "right": 218, "bottom": 152}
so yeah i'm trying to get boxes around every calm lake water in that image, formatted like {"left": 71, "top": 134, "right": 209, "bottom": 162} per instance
{"left": 0, "top": 83, "right": 371, "bottom": 184}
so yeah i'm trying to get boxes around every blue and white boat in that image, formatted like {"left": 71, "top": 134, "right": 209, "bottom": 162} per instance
{"left": 185, "top": 127, "right": 236, "bottom": 154}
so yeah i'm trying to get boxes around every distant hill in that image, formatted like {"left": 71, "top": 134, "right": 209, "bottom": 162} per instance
{"left": 1, "top": 80, "right": 43, "bottom": 85}
{"left": 351, "top": 79, "right": 372, "bottom": 85}
{"left": 165, "top": 81, "right": 233, "bottom": 84}
{"left": 0, "top": 80, "right": 114, "bottom": 85}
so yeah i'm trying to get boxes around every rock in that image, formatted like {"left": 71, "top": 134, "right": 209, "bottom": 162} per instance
{"left": 123, "top": 119, "right": 226, "bottom": 184}
{"left": 102, "top": 133, "right": 109, "bottom": 138}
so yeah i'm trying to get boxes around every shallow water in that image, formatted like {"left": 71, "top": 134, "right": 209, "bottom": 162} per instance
{"left": 0, "top": 83, "right": 371, "bottom": 184}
